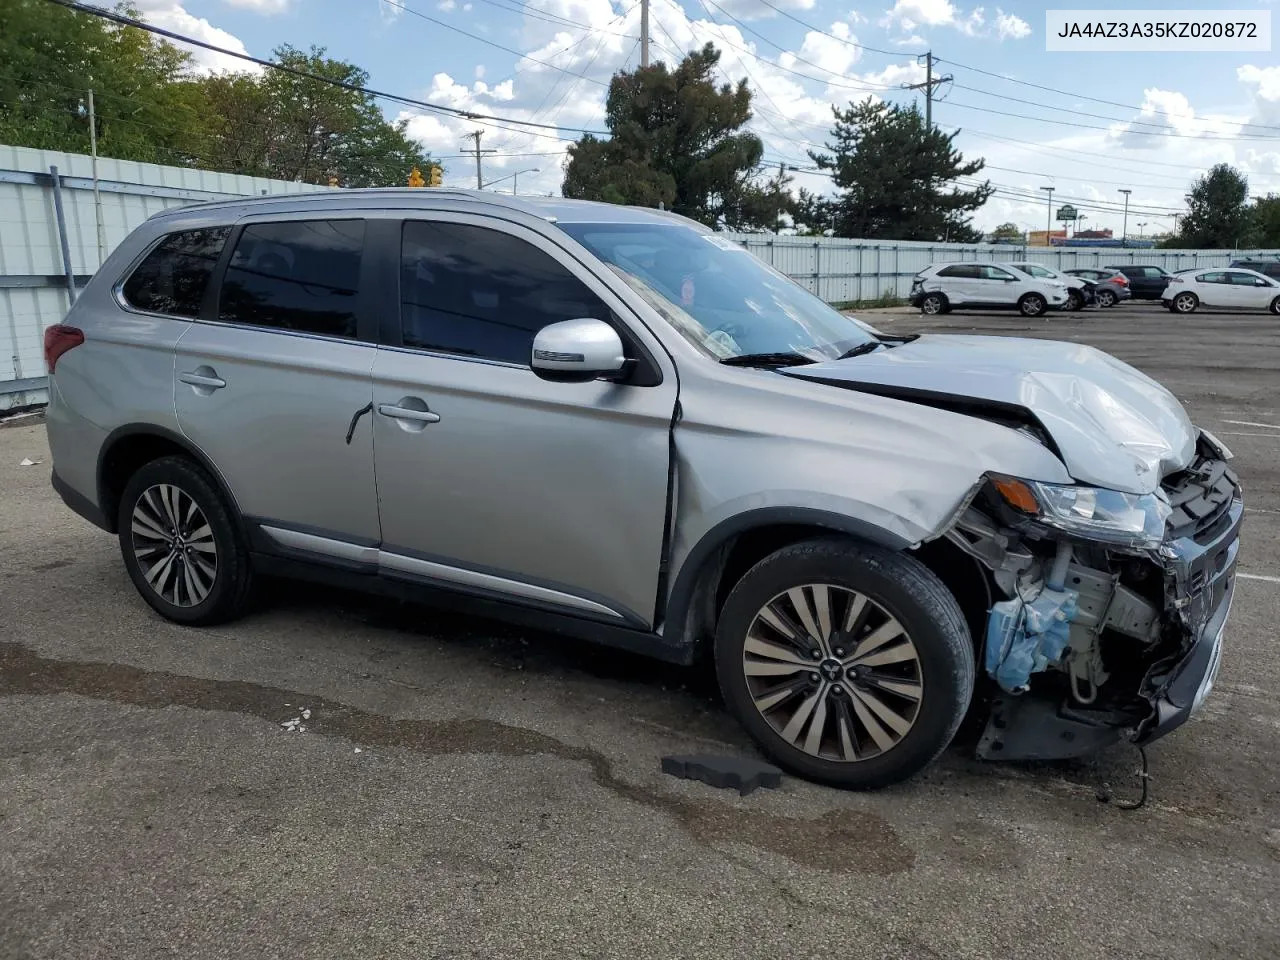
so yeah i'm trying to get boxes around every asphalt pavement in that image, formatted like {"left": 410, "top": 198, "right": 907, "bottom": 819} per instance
{"left": 2, "top": 299, "right": 1278, "bottom": 959}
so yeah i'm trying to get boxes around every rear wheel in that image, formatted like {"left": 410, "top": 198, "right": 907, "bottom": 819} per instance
{"left": 1018, "top": 293, "right": 1047, "bottom": 318}
{"left": 920, "top": 293, "right": 947, "bottom": 316}
{"left": 1270, "top": 296, "right": 1280, "bottom": 316}
{"left": 714, "top": 539, "right": 974, "bottom": 789}
{"left": 1172, "top": 291, "right": 1199, "bottom": 314}
{"left": 117, "top": 456, "right": 253, "bottom": 625}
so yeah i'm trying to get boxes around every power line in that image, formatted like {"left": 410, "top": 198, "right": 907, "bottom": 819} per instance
{"left": 749, "top": 0, "right": 917, "bottom": 59}
{"left": 939, "top": 96, "right": 1279, "bottom": 144}
{"left": 936, "top": 56, "right": 1280, "bottom": 137}
{"left": 951, "top": 82, "right": 1280, "bottom": 140}
{"left": 378, "top": 0, "right": 608, "bottom": 86}
{"left": 41, "top": 0, "right": 611, "bottom": 140}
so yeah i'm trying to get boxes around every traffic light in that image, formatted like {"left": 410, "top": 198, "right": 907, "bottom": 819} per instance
{"left": 428, "top": 165, "right": 442, "bottom": 187}
{"left": 407, "top": 166, "right": 425, "bottom": 188}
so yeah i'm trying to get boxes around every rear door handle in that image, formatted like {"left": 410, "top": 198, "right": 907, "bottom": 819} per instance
{"left": 179, "top": 370, "right": 226, "bottom": 389}
{"left": 377, "top": 403, "right": 441, "bottom": 424}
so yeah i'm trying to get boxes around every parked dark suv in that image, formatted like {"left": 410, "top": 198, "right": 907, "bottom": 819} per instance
{"left": 1229, "top": 259, "right": 1280, "bottom": 281}
{"left": 1104, "top": 264, "right": 1174, "bottom": 300}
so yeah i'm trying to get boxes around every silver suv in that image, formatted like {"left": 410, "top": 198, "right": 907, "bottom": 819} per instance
{"left": 45, "top": 191, "right": 1241, "bottom": 788}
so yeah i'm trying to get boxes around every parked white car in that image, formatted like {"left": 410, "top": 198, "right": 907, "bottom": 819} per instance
{"left": 910, "top": 262, "right": 1070, "bottom": 318}
{"left": 1004, "top": 262, "right": 1093, "bottom": 312}
{"left": 1163, "top": 267, "right": 1280, "bottom": 315}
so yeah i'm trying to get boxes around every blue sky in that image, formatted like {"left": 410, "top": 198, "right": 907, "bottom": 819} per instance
{"left": 132, "top": 0, "right": 1280, "bottom": 234}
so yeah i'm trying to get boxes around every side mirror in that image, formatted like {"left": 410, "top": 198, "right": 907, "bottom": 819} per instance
{"left": 531, "top": 318, "right": 628, "bottom": 383}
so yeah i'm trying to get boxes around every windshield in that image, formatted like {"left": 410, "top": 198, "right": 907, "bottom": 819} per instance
{"left": 557, "top": 221, "right": 879, "bottom": 361}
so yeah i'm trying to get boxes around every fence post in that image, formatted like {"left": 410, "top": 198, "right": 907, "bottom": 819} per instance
{"left": 49, "top": 165, "right": 77, "bottom": 306}
{"left": 813, "top": 240, "right": 821, "bottom": 299}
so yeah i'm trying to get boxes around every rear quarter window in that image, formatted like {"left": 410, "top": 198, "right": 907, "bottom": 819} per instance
{"left": 121, "top": 227, "right": 231, "bottom": 318}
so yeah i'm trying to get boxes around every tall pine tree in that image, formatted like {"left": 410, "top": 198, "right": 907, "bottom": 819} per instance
{"left": 808, "top": 99, "right": 992, "bottom": 242}
{"left": 562, "top": 44, "right": 786, "bottom": 230}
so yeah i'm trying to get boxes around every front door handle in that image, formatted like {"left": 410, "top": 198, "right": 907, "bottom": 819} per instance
{"left": 377, "top": 403, "right": 441, "bottom": 424}
{"left": 179, "top": 368, "right": 226, "bottom": 392}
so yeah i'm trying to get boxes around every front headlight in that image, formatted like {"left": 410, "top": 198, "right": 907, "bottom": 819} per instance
{"left": 991, "top": 475, "right": 1171, "bottom": 548}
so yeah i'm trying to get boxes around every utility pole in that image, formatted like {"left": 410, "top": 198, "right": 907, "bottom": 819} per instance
{"left": 902, "top": 51, "right": 952, "bottom": 129}
{"left": 1172, "top": 212, "right": 1182, "bottom": 235}
{"left": 640, "top": 0, "right": 650, "bottom": 68}
{"left": 1118, "top": 188, "right": 1132, "bottom": 245}
{"left": 464, "top": 130, "right": 495, "bottom": 190}
{"left": 775, "top": 161, "right": 785, "bottom": 234}
{"left": 1039, "top": 185, "right": 1055, "bottom": 241}
{"left": 87, "top": 88, "right": 106, "bottom": 265}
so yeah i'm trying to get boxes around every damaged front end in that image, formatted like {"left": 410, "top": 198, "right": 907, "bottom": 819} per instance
{"left": 947, "top": 431, "right": 1242, "bottom": 761}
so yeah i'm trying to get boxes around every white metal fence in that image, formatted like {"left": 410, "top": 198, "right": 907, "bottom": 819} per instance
{"left": 722, "top": 234, "right": 1280, "bottom": 304}
{"left": 0, "top": 145, "right": 326, "bottom": 410}
{"left": 4, "top": 144, "right": 1278, "bottom": 411}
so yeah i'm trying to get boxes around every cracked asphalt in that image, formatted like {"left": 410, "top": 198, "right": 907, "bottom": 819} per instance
{"left": 2, "top": 301, "right": 1278, "bottom": 960}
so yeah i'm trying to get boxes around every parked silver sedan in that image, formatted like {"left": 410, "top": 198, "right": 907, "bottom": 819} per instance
{"left": 1064, "top": 268, "right": 1133, "bottom": 308}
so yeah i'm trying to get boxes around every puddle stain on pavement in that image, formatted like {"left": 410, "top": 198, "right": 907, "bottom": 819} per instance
{"left": 0, "top": 642, "right": 913, "bottom": 875}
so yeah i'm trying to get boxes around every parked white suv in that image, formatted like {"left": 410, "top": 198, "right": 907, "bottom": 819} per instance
{"left": 911, "top": 262, "right": 1069, "bottom": 318}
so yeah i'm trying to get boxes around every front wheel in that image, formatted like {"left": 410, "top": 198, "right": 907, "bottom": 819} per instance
{"left": 1172, "top": 291, "right": 1199, "bottom": 314}
{"left": 117, "top": 456, "right": 254, "bottom": 625}
{"left": 1018, "top": 293, "right": 1047, "bottom": 318}
{"left": 1270, "top": 296, "right": 1280, "bottom": 316}
{"left": 714, "top": 539, "right": 975, "bottom": 789}
{"left": 1067, "top": 289, "right": 1084, "bottom": 311}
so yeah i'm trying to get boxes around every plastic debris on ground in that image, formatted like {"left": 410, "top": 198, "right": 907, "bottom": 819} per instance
{"left": 19, "top": 457, "right": 42, "bottom": 466}
{"left": 985, "top": 586, "right": 1079, "bottom": 694}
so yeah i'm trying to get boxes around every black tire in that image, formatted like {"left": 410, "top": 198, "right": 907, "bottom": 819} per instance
{"left": 1270, "top": 296, "right": 1280, "bottom": 316}
{"left": 1018, "top": 292, "right": 1047, "bottom": 318}
{"left": 117, "top": 456, "right": 253, "bottom": 625}
{"left": 1171, "top": 291, "right": 1199, "bottom": 314}
{"left": 1095, "top": 289, "right": 1117, "bottom": 308}
{"left": 714, "top": 538, "right": 975, "bottom": 789}
{"left": 920, "top": 293, "right": 947, "bottom": 316}
{"left": 1067, "top": 289, "right": 1084, "bottom": 312}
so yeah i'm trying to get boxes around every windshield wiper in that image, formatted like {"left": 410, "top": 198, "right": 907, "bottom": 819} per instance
{"left": 836, "top": 341, "right": 885, "bottom": 360}
{"left": 720, "top": 352, "right": 819, "bottom": 368}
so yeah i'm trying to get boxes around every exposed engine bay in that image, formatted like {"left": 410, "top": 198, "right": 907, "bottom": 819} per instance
{"left": 946, "top": 434, "right": 1242, "bottom": 761}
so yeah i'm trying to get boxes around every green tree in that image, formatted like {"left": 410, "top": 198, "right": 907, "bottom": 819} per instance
{"left": 1167, "top": 163, "right": 1252, "bottom": 249}
{"left": 0, "top": 0, "right": 201, "bottom": 164}
{"left": 562, "top": 44, "right": 782, "bottom": 229}
{"left": 808, "top": 98, "right": 992, "bottom": 242}
{"left": 1250, "top": 194, "right": 1280, "bottom": 248}
{"left": 183, "top": 45, "right": 431, "bottom": 186}
{"left": 990, "top": 222, "right": 1024, "bottom": 242}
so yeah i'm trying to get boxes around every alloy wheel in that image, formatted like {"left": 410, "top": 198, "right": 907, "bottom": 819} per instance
{"left": 921, "top": 295, "right": 943, "bottom": 315}
{"left": 1097, "top": 290, "right": 1116, "bottom": 307}
{"left": 742, "top": 584, "right": 923, "bottom": 762}
{"left": 1174, "top": 292, "right": 1197, "bottom": 314}
{"left": 130, "top": 483, "right": 218, "bottom": 607}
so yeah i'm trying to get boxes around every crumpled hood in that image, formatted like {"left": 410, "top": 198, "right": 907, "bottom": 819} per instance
{"left": 786, "top": 335, "right": 1196, "bottom": 495}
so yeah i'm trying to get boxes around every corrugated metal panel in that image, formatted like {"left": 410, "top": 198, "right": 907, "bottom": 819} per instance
{"left": 0, "top": 145, "right": 330, "bottom": 409}
{"left": 723, "top": 233, "right": 1280, "bottom": 302}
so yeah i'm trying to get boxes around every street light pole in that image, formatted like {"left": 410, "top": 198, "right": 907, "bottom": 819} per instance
{"left": 1039, "top": 186, "right": 1055, "bottom": 242}
{"left": 1118, "top": 188, "right": 1132, "bottom": 244}
{"left": 1137, "top": 221, "right": 1148, "bottom": 239}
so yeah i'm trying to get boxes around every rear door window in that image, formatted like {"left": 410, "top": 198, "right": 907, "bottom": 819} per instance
{"left": 980, "top": 265, "right": 1016, "bottom": 281}
{"left": 218, "top": 220, "right": 365, "bottom": 339}
{"left": 121, "top": 227, "right": 230, "bottom": 318}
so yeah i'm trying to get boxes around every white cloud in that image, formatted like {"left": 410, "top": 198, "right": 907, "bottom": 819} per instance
{"left": 712, "top": 0, "right": 816, "bottom": 20}
{"left": 223, "top": 0, "right": 288, "bottom": 12}
{"left": 379, "top": 0, "right": 403, "bottom": 19}
{"left": 475, "top": 64, "right": 487, "bottom": 79}
{"left": 1113, "top": 88, "right": 1208, "bottom": 149}
{"left": 135, "top": 1, "right": 258, "bottom": 74}
{"left": 893, "top": 33, "right": 926, "bottom": 46}
{"left": 438, "top": 0, "right": 456, "bottom": 9}
{"left": 1239, "top": 64, "right": 1280, "bottom": 125}
{"left": 994, "top": 9, "right": 1030, "bottom": 40}
{"left": 860, "top": 60, "right": 927, "bottom": 87}
{"left": 794, "top": 21, "right": 861, "bottom": 78}
{"left": 881, "top": 0, "right": 1011, "bottom": 39}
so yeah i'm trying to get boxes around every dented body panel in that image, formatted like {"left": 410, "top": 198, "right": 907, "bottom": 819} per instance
{"left": 784, "top": 335, "right": 1198, "bottom": 495}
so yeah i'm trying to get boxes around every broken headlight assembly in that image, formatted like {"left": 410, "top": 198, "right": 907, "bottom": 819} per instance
{"left": 990, "top": 475, "right": 1171, "bottom": 549}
